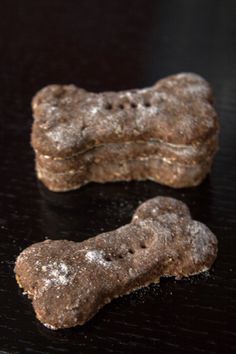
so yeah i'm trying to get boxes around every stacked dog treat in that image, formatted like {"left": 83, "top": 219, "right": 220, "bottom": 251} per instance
{"left": 31, "top": 73, "right": 219, "bottom": 192}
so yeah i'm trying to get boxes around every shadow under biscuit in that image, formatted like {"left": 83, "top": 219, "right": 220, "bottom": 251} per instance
{"left": 38, "top": 181, "right": 140, "bottom": 241}
{"left": 37, "top": 175, "right": 213, "bottom": 243}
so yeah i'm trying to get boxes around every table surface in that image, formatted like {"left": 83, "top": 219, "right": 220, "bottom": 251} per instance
{"left": 1, "top": 0, "right": 236, "bottom": 353}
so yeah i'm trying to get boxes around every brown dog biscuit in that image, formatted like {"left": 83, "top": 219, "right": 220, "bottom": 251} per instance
{"left": 14, "top": 197, "right": 217, "bottom": 329}
{"left": 31, "top": 73, "right": 219, "bottom": 191}
{"left": 32, "top": 73, "right": 217, "bottom": 156}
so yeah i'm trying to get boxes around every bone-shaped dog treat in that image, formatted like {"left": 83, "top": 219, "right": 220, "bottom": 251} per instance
{"left": 31, "top": 73, "right": 219, "bottom": 191}
{"left": 15, "top": 197, "right": 217, "bottom": 329}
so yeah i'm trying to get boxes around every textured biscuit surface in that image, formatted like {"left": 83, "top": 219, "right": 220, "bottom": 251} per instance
{"left": 31, "top": 73, "right": 219, "bottom": 191}
{"left": 15, "top": 197, "right": 217, "bottom": 330}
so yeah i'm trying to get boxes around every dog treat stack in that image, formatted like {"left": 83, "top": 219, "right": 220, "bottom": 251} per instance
{"left": 31, "top": 73, "right": 219, "bottom": 192}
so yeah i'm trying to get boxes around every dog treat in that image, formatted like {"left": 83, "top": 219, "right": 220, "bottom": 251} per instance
{"left": 31, "top": 73, "right": 219, "bottom": 191}
{"left": 14, "top": 197, "right": 218, "bottom": 329}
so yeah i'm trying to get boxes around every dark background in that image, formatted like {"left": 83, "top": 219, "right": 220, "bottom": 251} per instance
{"left": 1, "top": 0, "right": 236, "bottom": 353}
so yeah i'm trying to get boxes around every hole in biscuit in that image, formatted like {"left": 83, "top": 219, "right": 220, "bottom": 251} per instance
{"left": 140, "top": 242, "right": 147, "bottom": 249}
{"left": 105, "top": 103, "right": 112, "bottom": 110}
{"left": 130, "top": 102, "right": 137, "bottom": 108}
{"left": 118, "top": 104, "right": 124, "bottom": 110}
{"left": 59, "top": 117, "right": 68, "bottom": 124}
{"left": 118, "top": 254, "right": 124, "bottom": 259}
{"left": 144, "top": 101, "right": 151, "bottom": 107}
{"left": 128, "top": 248, "right": 135, "bottom": 254}
{"left": 104, "top": 256, "right": 112, "bottom": 262}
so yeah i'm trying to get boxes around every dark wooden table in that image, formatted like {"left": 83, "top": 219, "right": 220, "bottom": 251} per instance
{"left": 1, "top": 0, "right": 236, "bottom": 353}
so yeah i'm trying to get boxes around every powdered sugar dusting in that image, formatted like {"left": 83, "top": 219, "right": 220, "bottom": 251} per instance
{"left": 85, "top": 250, "right": 111, "bottom": 267}
{"left": 184, "top": 83, "right": 209, "bottom": 95}
{"left": 46, "top": 121, "right": 79, "bottom": 150}
{"left": 41, "top": 261, "right": 73, "bottom": 287}
{"left": 188, "top": 221, "right": 217, "bottom": 263}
